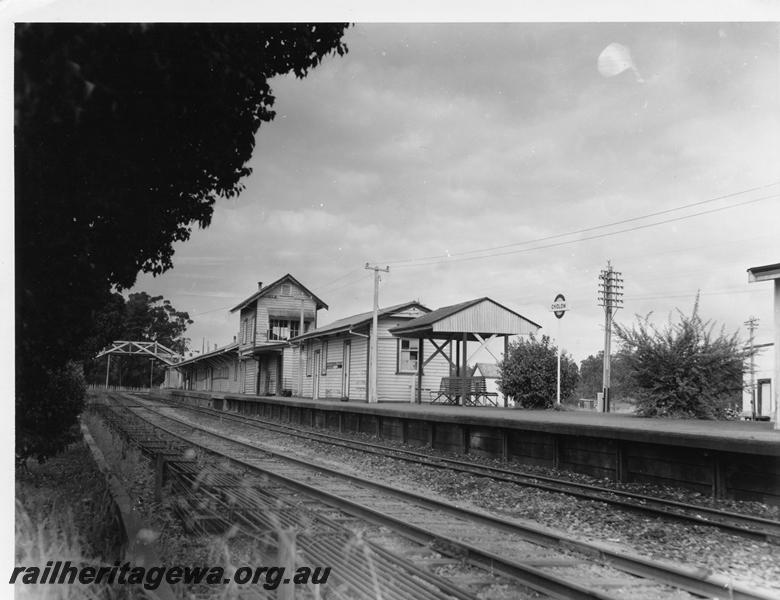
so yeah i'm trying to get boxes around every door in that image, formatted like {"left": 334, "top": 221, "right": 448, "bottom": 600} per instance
{"left": 342, "top": 341, "right": 351, "bottom": 399}
{"left": 313, "top": 350, "right": 321, "bottom": 399}
{"left": 758, "top": 379, "right": 771, "bottom": 416}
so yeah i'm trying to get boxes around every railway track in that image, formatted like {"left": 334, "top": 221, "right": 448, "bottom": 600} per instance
{"left": 94, "top": 393, "right": 778, "bottom": 600}
{"left": 94, "top": 398, "right": 492, "bottom": 600}
{"left": 156, "top": 394, "right": 780, "bottom": 544}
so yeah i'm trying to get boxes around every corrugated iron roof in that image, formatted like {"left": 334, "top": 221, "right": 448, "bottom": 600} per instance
{"left": 389, "top": 297, "right": 542, "bottom": 336}
{"left": 175, "top": 342, "right": 239, "bottom": 367}
{"left": 290, "top": 301, "right": 429, "bottom": 342}
{"left": 389, "top": 298, "right": 485, "bottom": 332}
{"left": 230, "top": 273, "right": 328, "bottom": 313}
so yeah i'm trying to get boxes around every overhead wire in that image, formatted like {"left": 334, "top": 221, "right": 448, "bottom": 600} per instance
{"left": 389, "top": 193, "right": 780, "bottom": 269}
{"left": 379, "top": 181, "right": 780, "bottom": 266}
{"left": 186, "top": 182, "right": 779, "bottom": 319}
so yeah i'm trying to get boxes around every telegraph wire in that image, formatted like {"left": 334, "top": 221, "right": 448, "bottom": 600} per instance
{"left": 389, "top": 193, "right": 779, "bottom": 269}
{"left": 186, "top": 184, "right": 779, "bottom": 318}
{"left": 312, "top": 267, "right": 364, "bottom": 292}
{"left": 374, "top": 182, "right": 780, "bottom": 266}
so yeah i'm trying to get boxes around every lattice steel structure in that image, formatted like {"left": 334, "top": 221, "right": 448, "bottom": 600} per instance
{"left": 97, "top": 340, "right": 183, "bottom": 365}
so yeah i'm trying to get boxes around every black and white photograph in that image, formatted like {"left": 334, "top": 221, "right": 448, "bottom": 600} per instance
{"left": 8, "top": 2, "right": 780, "bottom": 599}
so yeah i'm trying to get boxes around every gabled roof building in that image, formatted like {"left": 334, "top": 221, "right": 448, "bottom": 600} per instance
{"left": 166, "top": 278, "right": 541, "bottom": 404}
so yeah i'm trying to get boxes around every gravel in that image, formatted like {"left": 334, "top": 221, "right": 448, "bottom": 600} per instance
{"left": 177, "top": 407, "right": 780, "bottom": 594}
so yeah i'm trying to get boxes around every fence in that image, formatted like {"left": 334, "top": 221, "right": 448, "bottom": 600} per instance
{"left": 87, "top": 384, "right": 157, "bottom": 393}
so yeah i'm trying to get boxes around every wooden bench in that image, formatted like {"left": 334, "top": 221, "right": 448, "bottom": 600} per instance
{"left": 430, "top": 376, "right": 499, "bottom": 407}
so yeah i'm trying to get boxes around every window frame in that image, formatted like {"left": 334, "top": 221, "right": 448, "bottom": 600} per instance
{"left": 397, "top": 337, "right": 420, "bottom": 374}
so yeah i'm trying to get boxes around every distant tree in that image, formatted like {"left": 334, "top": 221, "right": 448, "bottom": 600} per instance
{"left": 123, "top": 292, "right": 193, "bottom": 353}
{"left": 614, "top": 298, "right": 748, "bottom": 419}
{"left": 16, "top": 23, "right": 349, "bottom": 461}
{"left": 499, "top": 335, "right": 579, "bottom": 409}
{"left": 83, "top": 292, "right": 193, "bottom": 388}
{"left": 576, "top": 350, "right": 632, "bottom": 401}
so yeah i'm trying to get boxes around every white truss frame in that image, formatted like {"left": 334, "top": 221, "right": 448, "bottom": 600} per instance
{"left": 96, "top": 340, "right": 182, "bottom": 365}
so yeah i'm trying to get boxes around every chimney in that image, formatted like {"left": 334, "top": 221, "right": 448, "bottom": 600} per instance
{"left": 257, "top": 281, "right": 263, "bottom": 290}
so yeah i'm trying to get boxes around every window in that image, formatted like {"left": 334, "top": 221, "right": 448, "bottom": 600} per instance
{"left": 281, "top": 283, "right": 292, "bottom": 296}
{"left": 321, "top": 341, "right": 328, "bottom": 375}
{"left": 269, "top": 319, "right": 301, "bottom": 340}
{"left": 398, "top": 338, "right": 419, "bottom": 373}
{"left": 269, "top": 319, "right": 288, "bottom": 340}
{"left": 305, "top": 344, "right": 312, "bottom": 376}
{"left": 242, "top": 316, "right": 255, "bottom": 343}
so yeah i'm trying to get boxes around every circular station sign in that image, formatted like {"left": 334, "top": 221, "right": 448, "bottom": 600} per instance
{"left": 551, "top": 294, "right": 567, "bottom": 319}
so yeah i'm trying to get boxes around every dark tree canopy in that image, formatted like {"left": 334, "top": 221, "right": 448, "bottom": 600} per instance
{"left": 16, "top": 22, "right": 348, "bottom": 363}
{"left": 614, "top": 299, "right": 747, "bottom": 419}
{"left": 15, "top": 23, "right": 349, "bottom": 460}
{"left": 499, "top": 335, "right": 579, "bottom": 409}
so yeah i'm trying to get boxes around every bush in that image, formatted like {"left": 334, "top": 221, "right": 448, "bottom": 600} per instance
{"left": 614, "top": 299, "right": 747, "bottom": 419}
{"left": 499, "top": 335, "right": 579, "bottom": 409}
{"left": 16, "top": 360, "right": 86, "bottom": 462}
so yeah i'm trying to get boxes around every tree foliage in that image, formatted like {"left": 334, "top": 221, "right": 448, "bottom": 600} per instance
{"left": 499, "top": 335, "right": 579, "bottom": 409}
{"left": 122, "top": 292, "right": 193, "bottom": 354}
{"left": 15, "top": 23, "right": 349, "bottom": 460}
{"left": 576, "top": 350, "right": 632, "bottom": 401}
{"left": 83, "top": 292, "right": 194, "bottom": 388}
{"left": 16, "top": 361, "right": 86, "bottom": 464}
{"left": 614, "top": 299, "right": 747, "bottom": 419}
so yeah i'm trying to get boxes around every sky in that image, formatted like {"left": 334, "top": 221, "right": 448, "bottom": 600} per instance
{"left": 4, "top": 3, "right": 780, "bottom": 368}
{"left": 119, "top": 19, "right": 780, "bottom": 363}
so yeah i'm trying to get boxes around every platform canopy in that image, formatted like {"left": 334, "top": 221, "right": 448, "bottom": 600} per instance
{"left": 389, "top": 297, "right": 540, "bottom": 341}
{"left": 389, "top": 297, "right": 541, "bottom": 404}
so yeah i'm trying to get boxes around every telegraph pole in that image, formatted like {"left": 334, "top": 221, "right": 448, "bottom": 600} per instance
{"left": 744, "top": 316, "right": 759, "bottom": 420}
{"left": 365, "top": 263, "right": 390, "bottom": 403}
{"left": 597, "top": 261, "right": 623, "bottom": 412}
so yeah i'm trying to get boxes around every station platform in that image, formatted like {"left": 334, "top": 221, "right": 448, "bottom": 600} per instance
{"left": 160, "top": 389, "right": 780, "bottom": 505}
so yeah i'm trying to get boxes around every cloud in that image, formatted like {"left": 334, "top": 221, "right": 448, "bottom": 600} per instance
{"left": 130, "top": 22, "right": 780, "bottom": 360}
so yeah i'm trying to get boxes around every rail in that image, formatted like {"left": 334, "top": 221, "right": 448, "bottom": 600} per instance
{"left": 101, "top": 393, "right": 780, "bottom": 600}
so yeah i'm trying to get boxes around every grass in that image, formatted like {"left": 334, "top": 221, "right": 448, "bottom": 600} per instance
{"left": 82, "top": 408, "right": 343, "bottom": 599}
{"left": 15, "top": 440, "right": 123, "bottom": 600}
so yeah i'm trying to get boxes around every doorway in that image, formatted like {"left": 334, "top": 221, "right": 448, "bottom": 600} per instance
{"left": 313, "top": 350, "right": 321, "bottom": 399}
{"left": 342, "top": 341, "right": 351, "bottom": 399}
{"left": 758, "top": 379, "right": 772, "bottom": 416}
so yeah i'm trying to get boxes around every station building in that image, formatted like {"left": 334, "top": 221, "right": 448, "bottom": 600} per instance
{"left": 165, "top": 274, "right": 540, "bottom": 403}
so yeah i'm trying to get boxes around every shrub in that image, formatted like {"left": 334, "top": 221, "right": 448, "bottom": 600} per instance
{"left": 614, "top": 298, "right": 748, "bottom": 419}
{"left": 16, "top": 360, "right": 86, "bottom": 462}
{"left": 499, "top": 335, "right": 579, "bottom": 409}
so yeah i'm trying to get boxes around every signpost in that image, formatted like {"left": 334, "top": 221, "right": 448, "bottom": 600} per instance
{"left": 550, "top": 294, "right": 568, "bottom": 406}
